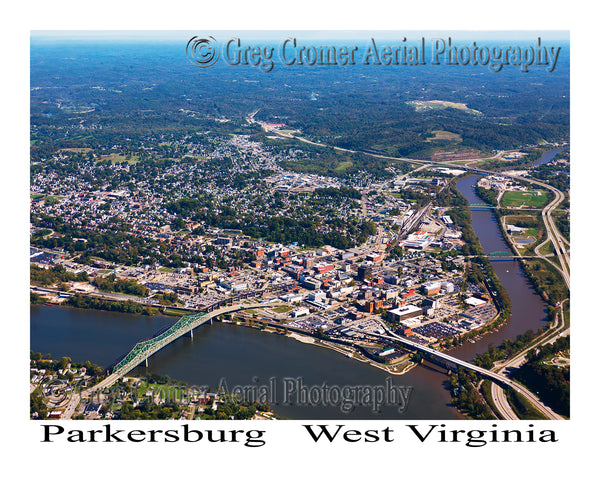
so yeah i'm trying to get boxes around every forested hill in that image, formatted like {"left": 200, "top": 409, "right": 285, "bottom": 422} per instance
{"left": 31, "top": 37, "right": 569, "bottom": 159}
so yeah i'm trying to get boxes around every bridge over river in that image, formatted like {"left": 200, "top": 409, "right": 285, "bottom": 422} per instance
{"left": 356, "top": 327, "right": 563, "bottom": 420}
{"left": 90, "top": 303, "right": 277, "bottom": 391}
{"left": 468, "top": 252, "right": 543, "bottom": 261}
{"left": 82, "top": 301, "right": 561, "bottom": 420}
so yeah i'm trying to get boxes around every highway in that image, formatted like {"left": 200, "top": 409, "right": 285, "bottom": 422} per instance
{"left": 356, "top": 326, "right": 564, "bottom": 420}
{"left": 489, "top": 300, "right": 569, "bottom": 419}
{"left": 30, "top": 285, "right": 155, "bottom": 307}
{"left": 490, "top": 381, "right": 519, "bottom": 420}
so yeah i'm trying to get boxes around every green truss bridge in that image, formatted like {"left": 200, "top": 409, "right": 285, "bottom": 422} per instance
{"left": 100, "top": 302, "right": 276, "bottom": 387}
{"left": 467, "top": 252, "right": 541, "bottom": 260}
{"left": 488, "top": 250, "right": 513, "bottom": 258}
{"left": 468, "top": 203, "right": 494, "bottom": 208}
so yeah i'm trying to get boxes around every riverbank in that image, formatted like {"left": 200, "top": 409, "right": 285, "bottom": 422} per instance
{"left": 225, "top": 320, "right": 418, "bottom": 376}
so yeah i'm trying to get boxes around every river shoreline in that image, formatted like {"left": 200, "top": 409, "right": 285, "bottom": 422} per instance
{"left": 34, "top": 299, "right": 422, "bottom": 377}
{"left": 222, "top": 320, "right": 419, "bottom": 376}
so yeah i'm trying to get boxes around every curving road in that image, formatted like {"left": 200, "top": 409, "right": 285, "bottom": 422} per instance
{"left": 491, "top": 381, "right": 519, "bottom": 420}
{"left": 489, "top": 300, "right": 568, "bottom": 419}
{"left": 358, "top": 326, "right": 564, "bottom": 420}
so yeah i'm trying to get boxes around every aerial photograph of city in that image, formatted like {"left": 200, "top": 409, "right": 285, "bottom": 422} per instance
{"left": 29, "top": 30, "right": 570, "bottom": 423}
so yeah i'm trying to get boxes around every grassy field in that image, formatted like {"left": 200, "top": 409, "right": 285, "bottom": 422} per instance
{"left": 504, "top": 214, "right": 536, "bottom": 224}
{"left": 271, "top": 305, "right": 293, "bottom": 314}
{"left": 501, "top": 190, "right": 548, "bottom": 208}
{"left": 182, "top": 155, "right": 208, "bottom": 161}
{"left": 525, "top": 228, "right": 539, "bottom": 237}
{"left": 389, "top": 192, "right": 406, "bottom": 199}
{"left": 59, "top": 147, "right": 93, "bottom": 153}
{"left": 333, "top": 161, "right": 354, "bottom": 173}
{"left": 538, "top": 240, "right": 555, "bottom": 256}
{"left": 425, "top": 130, "right": 462, "bottom": 142}
{"left": 160, "top": 308, "right": 186, "bottom": 316}
{"left": 42, "top": 195, "right": 62, "bottom": 205}
{"left": 31, "top": 193, "right": 63, "bottom": 202}
{"left": 506, "top": 389, "right": 547, "bottom": 420}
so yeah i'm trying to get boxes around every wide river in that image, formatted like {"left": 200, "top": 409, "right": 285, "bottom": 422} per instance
{"left": 31, "top": 165, "right": 560, "bottom": 419}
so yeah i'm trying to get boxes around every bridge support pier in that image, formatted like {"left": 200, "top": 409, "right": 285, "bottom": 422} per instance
{"left": 190, "top": 328, "right": 194, "bottom": 339}
{"left": 145, "top": 357, "right": 148, "bottom": 368}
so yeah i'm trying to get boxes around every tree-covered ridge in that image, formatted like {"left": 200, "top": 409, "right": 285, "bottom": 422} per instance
{"left": 31, "top": 41, "right": 568, "bottom": 162}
